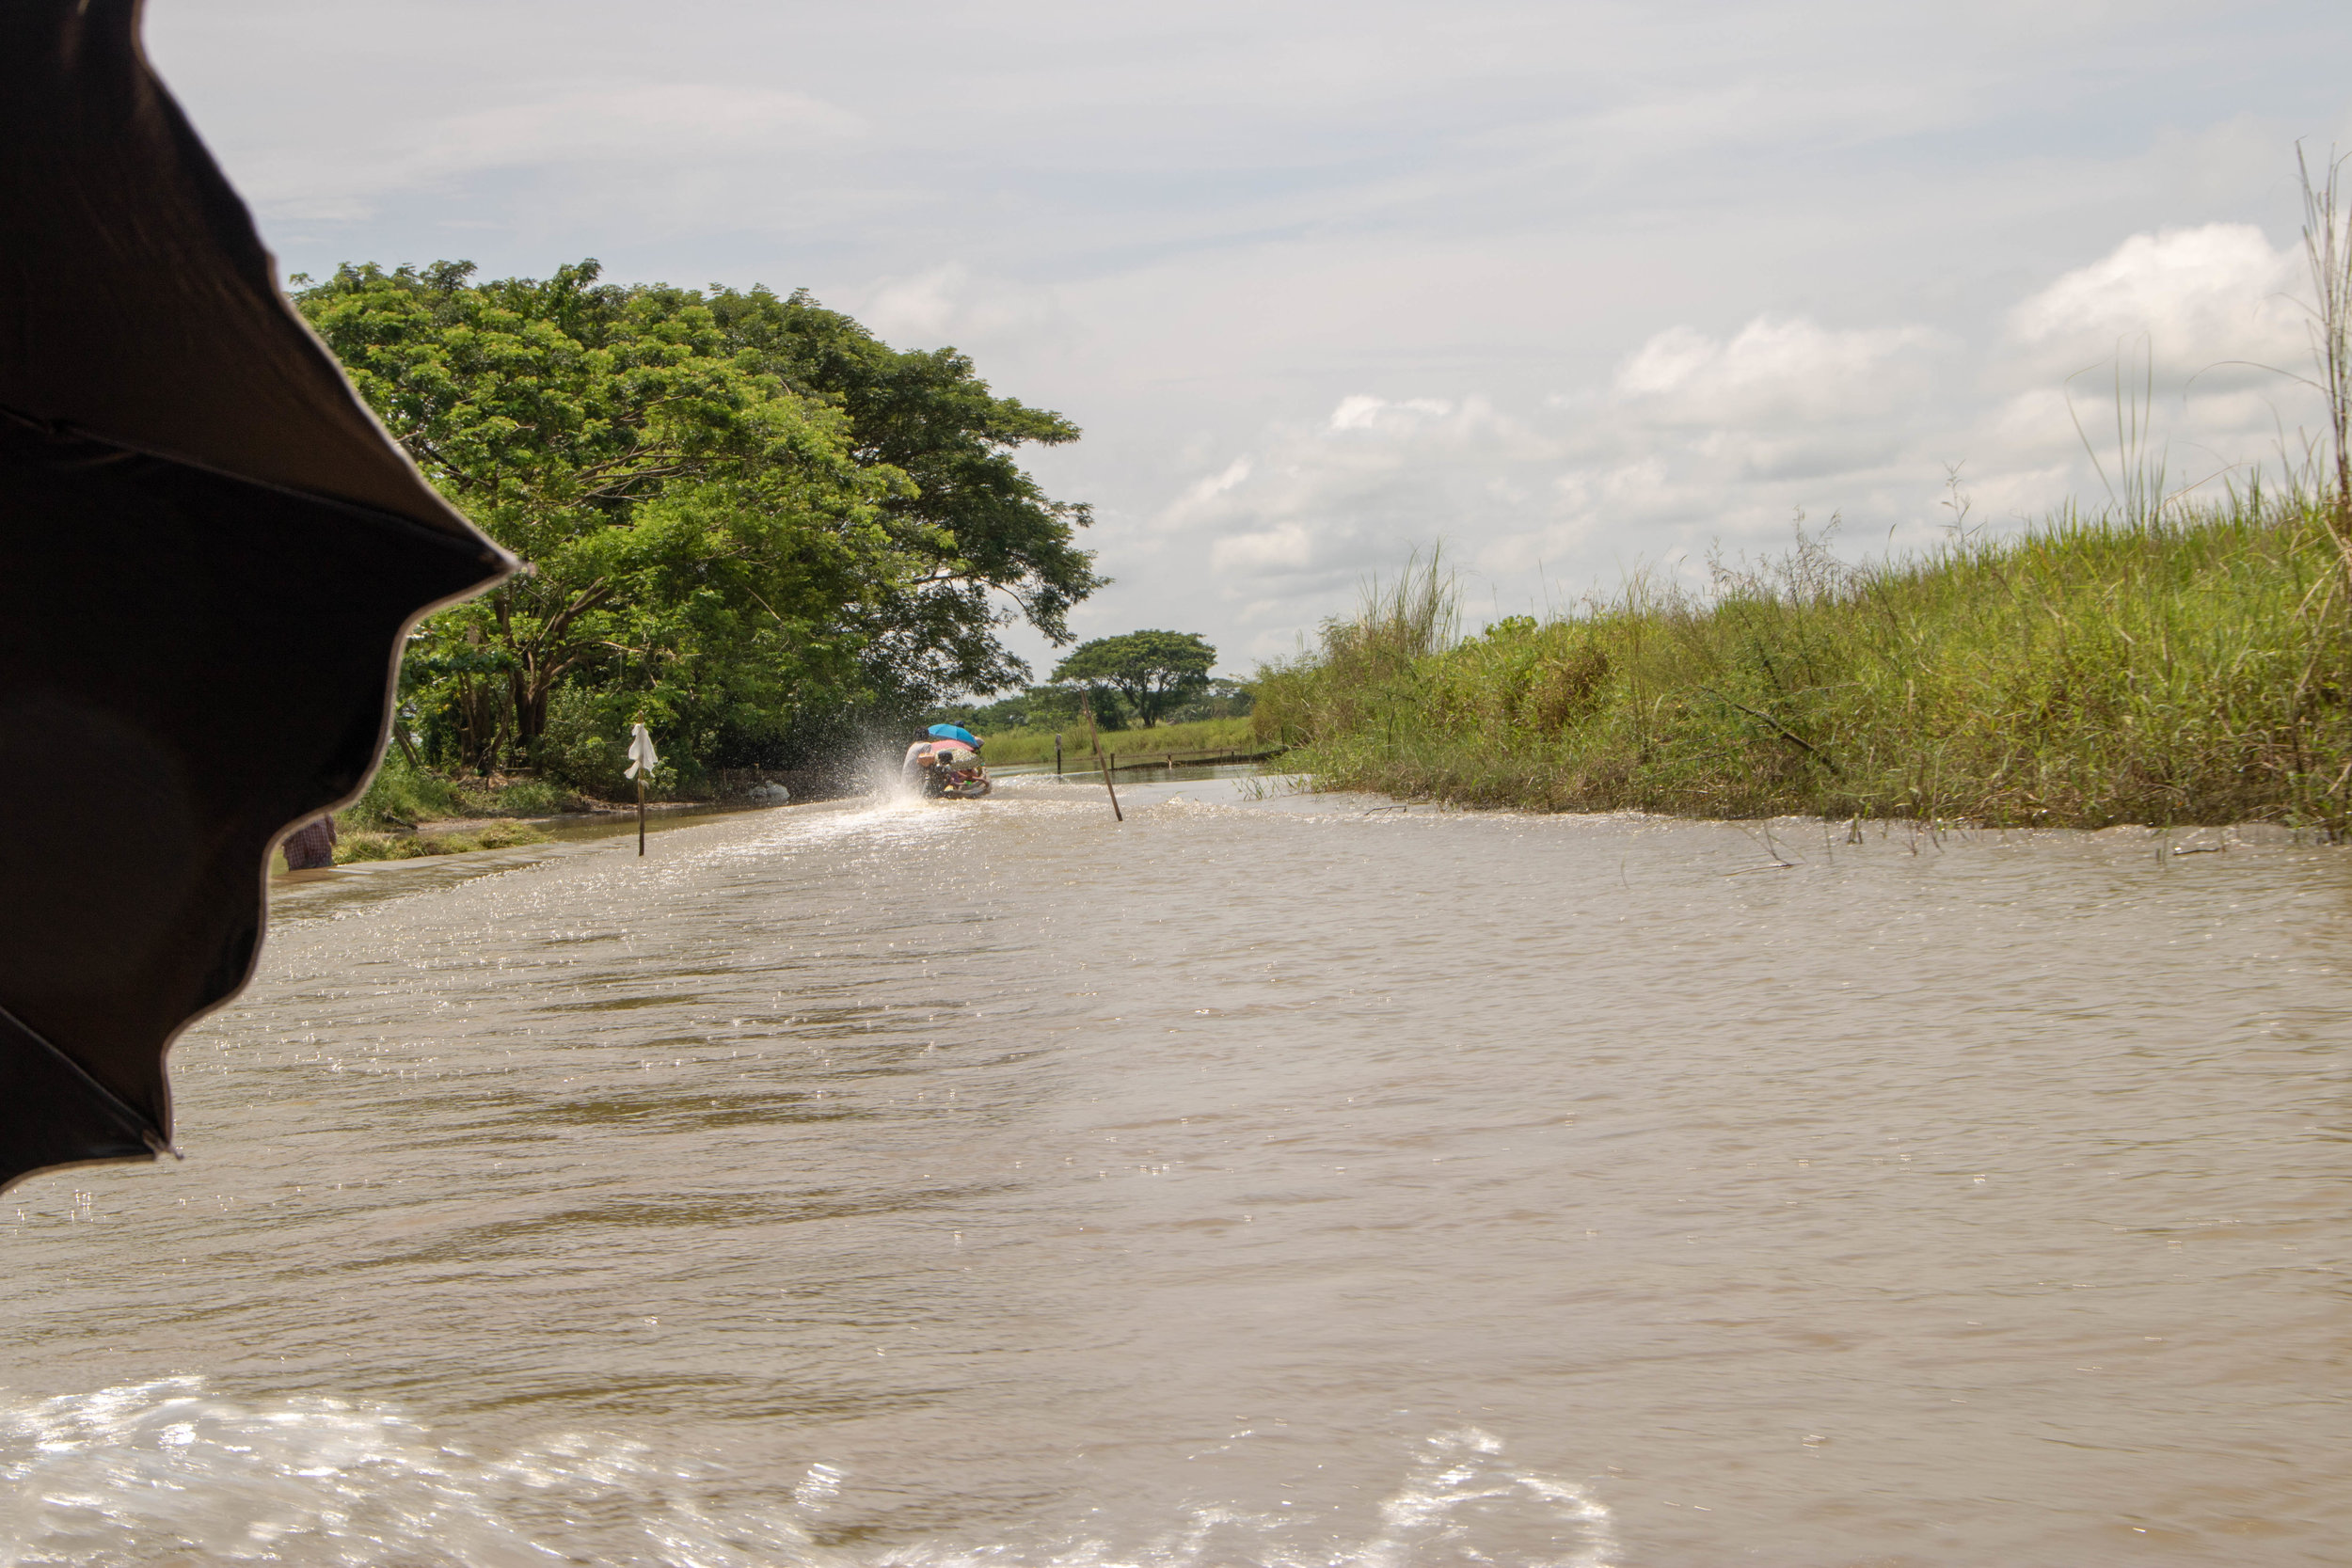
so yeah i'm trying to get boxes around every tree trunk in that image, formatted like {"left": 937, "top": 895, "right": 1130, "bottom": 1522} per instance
{"left": 455, "top": 673, "right": 500, "bottom": 775}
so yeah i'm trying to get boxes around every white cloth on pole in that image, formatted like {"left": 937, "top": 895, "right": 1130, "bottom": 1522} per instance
{"left": 625, "top": 722, "right": 660, "bottom": 782}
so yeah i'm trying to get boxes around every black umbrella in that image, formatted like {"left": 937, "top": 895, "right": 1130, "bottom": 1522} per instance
{"left": 0, "top": 0, "right": 514, "bottom": 1192}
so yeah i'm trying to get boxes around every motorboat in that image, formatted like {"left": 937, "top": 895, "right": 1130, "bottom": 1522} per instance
{"left": 904, "top": 736, "right": 992, "bottom": 799}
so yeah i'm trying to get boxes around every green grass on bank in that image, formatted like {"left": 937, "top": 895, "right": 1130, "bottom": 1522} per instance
{"left": 303, "top": 754, "right": 579, "bottom": 866}
{"left": 1253, "top": 498, "right": 2352, "bottom": 831}
{"left": 335, "top": 821, "right": 553, "bottom": 863}
{"left": 979, "top": 715, "right": 1260, "bottom": 766}
{"left": 342, "top": 756, "right": 594, "bottom": 829}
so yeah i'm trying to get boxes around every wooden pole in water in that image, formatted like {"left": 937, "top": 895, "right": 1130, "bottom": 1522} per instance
{"left": 1098, "top": 748, "right": 1122, "bottom": 822}
{"left": 637, "top": 775, "right": 645, "bottom": 856}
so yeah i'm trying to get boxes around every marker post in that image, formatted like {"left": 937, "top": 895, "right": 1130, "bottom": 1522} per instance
{"left": 624, "top": 722, "right": 660, "bottom": 857}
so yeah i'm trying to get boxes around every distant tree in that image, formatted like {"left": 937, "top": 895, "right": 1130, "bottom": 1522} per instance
{"left": 960, "top": 687, "right": 1061, "bottom": 732}
{"left": 969, "top": 682, "right": 1104, "bottom": 732}
{"left": 1033, "top": 679, "right": 1129, "bottom": 730}
{"left": 1053, "top": 631, "right": 1216, "bottom": 728}
{"left": 1167, "top": 677, "right": 1254, "bottom": 722}
{"left": 963, "top": 693, "right": 1031, "bottom": 731}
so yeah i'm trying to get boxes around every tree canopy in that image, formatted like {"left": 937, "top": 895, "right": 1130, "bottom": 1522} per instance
{"left": 1053, "top": 631, "right": 1217, "bottom": 728}
{"left": 293, "top": 260, "right": 1097, "bottom": 778}
{"left": 703, "top": 285, "right": 1103, "bottom": 692}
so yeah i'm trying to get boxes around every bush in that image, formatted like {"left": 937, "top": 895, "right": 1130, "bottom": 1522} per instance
{"left": 342, "top": 752, "right": 469, "bottom": 829}
{"left": 535, "top": 686, "right": 633, "bottom": 797}
{"left": 490, "top": 777, "right": 587, "bottom": 816}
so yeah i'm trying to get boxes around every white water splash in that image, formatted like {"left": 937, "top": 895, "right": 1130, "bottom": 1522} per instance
{"left": 0, "top": 1383, "right": 1612, "bottom": 1568}
{"left": 1359, "top": 1429, "right": 1617, "bottom": 1568}
{"left": 0, "top": 1377, "right": 809, "bottom": 1567}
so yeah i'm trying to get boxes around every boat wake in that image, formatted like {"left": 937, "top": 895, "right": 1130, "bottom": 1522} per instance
{"left": 0, "top": 1380, "right": 1616, "bottom": 1567}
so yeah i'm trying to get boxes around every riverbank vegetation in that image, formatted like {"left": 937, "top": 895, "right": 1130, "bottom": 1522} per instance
{"left": 979, "top": 714, "right": 1258, "bottom": 767}
{"left": 1253, "top": 496, "right": 2352, "bottom": 831}
{"left": 931, "top": 673, "right": 1252, "bottom": 736}
{"left": 295, "top": 260, "right": 1097, "bottom": 797}
{"left": 340, "top": 753, "right": 590, "bottom": 829}
{"left": 336, "top": 821, "right": 553, "bottom": 864}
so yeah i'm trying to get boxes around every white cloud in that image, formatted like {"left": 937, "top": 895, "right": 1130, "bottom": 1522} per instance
{"left": 1980, "top": 225, "right": 2323, "bottom": 505}
{"left": 835, "top": 265, "right": 1073, "bottom": 361}
{"left": 854, "top": 266, "right": 972, "bottom": 342}
{"left": 1329, "top": 394, "right": 1454, "bottom": 430}
{"left": 1177, "top": 457, "right": 1254, "bottom": 508}
{"left": 2005, "top": 223, "right": 2306, "bottom": 384}
{"left": 1612, "top": 317, "right": 1952, "bottom": 427}
{"left": 1209, "top": 524, "right": 1318, "bottom": 573}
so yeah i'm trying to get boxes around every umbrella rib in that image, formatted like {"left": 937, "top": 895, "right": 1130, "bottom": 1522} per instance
{"left": 0, "top": 402, "right": 509, "bottom": 568}
{"left": 0, "top": 1002, "right": 176, "bottom": 1159}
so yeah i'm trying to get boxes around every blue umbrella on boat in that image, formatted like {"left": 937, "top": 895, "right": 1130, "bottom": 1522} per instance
{"left": 928, "top": 723, "right": 978, "bottom": 746}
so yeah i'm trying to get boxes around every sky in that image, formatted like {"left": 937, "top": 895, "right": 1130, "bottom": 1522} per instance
{"left": 148, "top": 0, "right": 2352, "bottom": 680}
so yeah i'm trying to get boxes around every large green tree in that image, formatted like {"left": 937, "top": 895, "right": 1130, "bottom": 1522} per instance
{"left": 294, "top": 261, "right": 1098, "bottom": 775}
{"left": 1054, "top": 631, "right": 1217, "bottom": 728}
{"left": 699, "top": 284, "right": 1104, "bottom": 696}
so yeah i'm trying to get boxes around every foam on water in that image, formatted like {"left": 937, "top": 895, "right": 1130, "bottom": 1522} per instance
{"left": 0, "top": 1375, "right": 891, "bottom": 1567}
{"left": 0, "top": 1382, "right": 1613, "bottom": 1568}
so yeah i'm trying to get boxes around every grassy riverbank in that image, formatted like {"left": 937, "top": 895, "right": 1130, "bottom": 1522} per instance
{"left": 1252, "top": 497, "right": 2352, "bottom": 831}
{"left": 342, "top": 757, "right": 594, "bottom": 829}
{"left": 336, "top": 822, "right": 552, "bottom": 863}
{"left": 978, "top": 715, "right": 1258, "bottom": 766}
{"left": 305, "top": 756, "right": 598, "bottom": 866}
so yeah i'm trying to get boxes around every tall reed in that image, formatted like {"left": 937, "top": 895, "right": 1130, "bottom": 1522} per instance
{"left": 2300, "top": 144, "right": 2352, "bottom": 569}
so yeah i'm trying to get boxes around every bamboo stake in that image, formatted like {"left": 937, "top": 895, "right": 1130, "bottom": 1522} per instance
{"left": 1098, "top": 749, "right": 1123, "bottom": 821}
{"left": 637, "top": 775, "right": 645, "bottom": 856}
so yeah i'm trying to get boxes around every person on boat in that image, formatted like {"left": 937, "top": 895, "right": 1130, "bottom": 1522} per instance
{"left": 903, "top": 726, "right": 985, "bottom": 793}
{"left": 903, "top": 735, "right": 966, "bottom": 777}
{"left": 904, "top": 724, "right": 980, "bottom": 773}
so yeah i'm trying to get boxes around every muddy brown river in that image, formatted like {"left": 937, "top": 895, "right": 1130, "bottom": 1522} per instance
{"left": 5, "top": 773, "right": 2348, "bottom": 1566}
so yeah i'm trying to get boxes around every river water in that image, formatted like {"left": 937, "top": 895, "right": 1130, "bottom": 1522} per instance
{"left": 5, "top": 773, "right": 2349, "bottom": 1566}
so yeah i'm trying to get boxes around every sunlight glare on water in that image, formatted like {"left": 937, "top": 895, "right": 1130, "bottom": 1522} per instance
{"left": 4, "top": 772, "right": 2348, "bottom": 1565}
